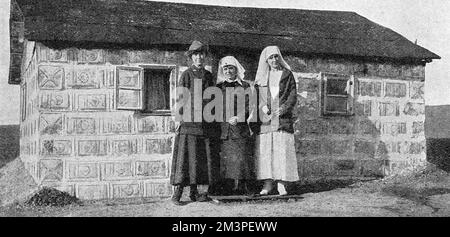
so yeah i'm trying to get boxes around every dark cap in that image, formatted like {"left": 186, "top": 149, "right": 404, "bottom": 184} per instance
{"left": 185, "top": 40, "right": 209, "bottom": 57}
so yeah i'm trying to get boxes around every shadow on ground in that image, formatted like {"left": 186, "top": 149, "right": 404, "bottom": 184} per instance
{"left": 214, "top": 178, "right": 365, "bottom": 197}
{"left": 0, "top": 125, "right": 20, "bottom": 169}
{"left": 289, "top": 179, "right": 362, "bottom": 195}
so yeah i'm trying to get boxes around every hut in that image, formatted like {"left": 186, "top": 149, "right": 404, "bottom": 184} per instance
{"left": 9, "top": 0, "right": 440, "bottom": 200}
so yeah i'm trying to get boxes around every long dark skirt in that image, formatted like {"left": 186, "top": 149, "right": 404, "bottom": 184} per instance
{"left": 220, "top": 138, "right": 254, "bottom": 180}
{"left": 170, "top": 134, "right": 214, "bottom": 186}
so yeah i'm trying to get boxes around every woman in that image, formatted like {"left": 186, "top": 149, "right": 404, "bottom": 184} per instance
{"left": 216, "top": 56, "right": 255, "bottom": 195}
{"left": 170, "top": 40, "right": 217, "bottom": 205}
{"left": 253, "top": 46, "right": 299, "bottom": 196}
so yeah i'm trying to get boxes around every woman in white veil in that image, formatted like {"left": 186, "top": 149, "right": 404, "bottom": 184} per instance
{"left": 253, "top": 46, "right": 299, "bottom": 196}
{"left": 216, "top": 56, "right": 255, "bottom": 195}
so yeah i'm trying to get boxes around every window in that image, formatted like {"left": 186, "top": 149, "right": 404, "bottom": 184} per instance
{"left": 116, "top": 65, "right": 178, "bottom": 114}
{"left": 143, "top": 68, "right": 171, "bottom": 112}
{"left": 320, "top": 72, "right": 355, "bottom": 116}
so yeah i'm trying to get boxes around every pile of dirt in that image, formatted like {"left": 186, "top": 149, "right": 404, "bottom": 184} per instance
{"left": 25, "top": 187, "right": 82, "bottom": 207}
{"left": 0, "top": 158, "right": 38, "bottom": 207}
{"left": 384, "top": 164, "right": 449, "bottom": 186}
{"left": 349, "top": 163, "right": 450, "bottom": 214}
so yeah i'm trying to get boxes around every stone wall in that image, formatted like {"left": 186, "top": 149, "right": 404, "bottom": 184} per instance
{"left": 19, "top": 42, "right": 427, "bottom": 200}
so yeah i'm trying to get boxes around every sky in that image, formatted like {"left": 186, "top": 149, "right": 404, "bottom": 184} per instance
{"left": 0, "top": 0, "right": 449, "bottom": 125}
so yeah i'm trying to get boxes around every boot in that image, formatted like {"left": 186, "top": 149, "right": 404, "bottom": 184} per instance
{"left": 233, "top": 180, "right": 247, "bottom": 195}
{"left": 190, "top": 185, "right": 212, "bottom": 202}
{"left": 208, "top": 182, "right": 222, "bottom": 196}
{"left": 238, "top": 180, "right": 252, "bottom": 196}
{"left": 171, "top": 185, "right": 185, "bottom": 206}
{"left": 189, "top": 185, "right": 198, "bottom": 202}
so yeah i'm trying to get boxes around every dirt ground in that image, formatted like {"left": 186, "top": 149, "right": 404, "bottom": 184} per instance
{"left": 0, "top": 158, "right": 449, "bottom": 217}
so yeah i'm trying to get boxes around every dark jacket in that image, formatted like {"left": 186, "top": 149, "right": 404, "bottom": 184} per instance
{"left": 216, "top": 80, "right": 253, "bottom": 140}
{"left": 256, "top": 69, "right": 298, "bottom": 134}
{"left": 177, "top": 65, "right": 218, "bottom": 136}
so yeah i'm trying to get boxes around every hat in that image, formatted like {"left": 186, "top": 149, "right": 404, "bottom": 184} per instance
{"left": 185, "top": 40, "right": 209, "bottom": 57}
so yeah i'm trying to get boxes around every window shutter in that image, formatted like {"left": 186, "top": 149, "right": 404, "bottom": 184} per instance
{"left": 347, "top": 75, "right": 355, "bottom": 115}
{"left": 116, "top": 66, "right": 144, "bottom": 110}
{"left": 321, "top": 72, "right": 354, "bottom": 116}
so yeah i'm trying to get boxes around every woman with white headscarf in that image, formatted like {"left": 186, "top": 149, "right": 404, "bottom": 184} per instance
{"left": 253, "top": 46, "right": 299, "bottom": 196}
{"left": 216, "top": 56, "right": 255, "bottom": 195}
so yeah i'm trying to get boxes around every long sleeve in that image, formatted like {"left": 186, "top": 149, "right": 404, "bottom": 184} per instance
{"left": 175, "top": 70, "right": 190, "bottom": 116}
{"left": 249, "top": 84, "right": 262, "bottom": 135}
{"left": 279, "top": 72, "right": 297, "bottom": 117}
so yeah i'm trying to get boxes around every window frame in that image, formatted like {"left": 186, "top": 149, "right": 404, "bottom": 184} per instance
{"left": 138, "top": 64, "right": 177, "bottom": 116}
{"left": 320, "top": 72, "right": 355, "bottom": 116}
{"left": 116, "top": 64, "right": 182, "bottom": 116}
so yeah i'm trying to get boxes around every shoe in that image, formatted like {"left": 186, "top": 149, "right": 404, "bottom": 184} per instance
{"left": 277, "top": 182, "right": 288, "bottom": 196}
{"left": 259, "top": 180, "right": 273, "bottom": 195}
{"left": 171, "top": 185, "right": 185, "bottom": 205}
{"left": 233, "top": 189, "right": 245, "bottom": 196}
{"left": 189, "top": 185, "right": 199, "bottom": 202}
{"left": 196, "top": 193, "right": 212, "bottom": 202}
{"left": 189, "top": 185, "right": 213, "bottom": 202}
{"left": 171, "top": 198, "right": 186, "bottom": 206}
{"left": 234, "top": 180, "right": 249, "bottom": 196}
{"left": 207, "top": 184, "right": 223, "bottom": 196}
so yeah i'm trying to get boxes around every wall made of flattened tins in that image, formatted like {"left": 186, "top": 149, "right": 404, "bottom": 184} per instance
{"left": 19, "top": 43, "right": 427, "bottom": 200}
{"left": 286, "top": 56, "right": 426, "bottom": 179}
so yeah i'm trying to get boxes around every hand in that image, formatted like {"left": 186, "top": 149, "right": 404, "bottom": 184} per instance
{"left": 261, "top": 105, "right": 269, "bottom": 114}
{"left": 228, "top": 116, "right": 238, "bottom": 126}
{"left": 247, "top": 112, "right": 254, "bottom": 123}
{"left": 271, "top": 108, "right": 281, "bottom": 117}
{"left": 175, "top": 122, "right": 181, "bottom": 134}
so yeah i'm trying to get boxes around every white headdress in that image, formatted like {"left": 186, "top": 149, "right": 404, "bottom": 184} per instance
{"left": 254, "top": 46, "right": 291, "bottom": 86}
{"left": 217, "top": 56, "right": 246, "bottom": 84}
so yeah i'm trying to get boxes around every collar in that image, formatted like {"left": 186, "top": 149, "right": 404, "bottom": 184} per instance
{"left": 270, "top": 66, "right": 284, "bottom": 72}
{"left": 225, "top": 77, "right": 243, "bottom": 85}
{"left": 258, "top": 69, "right": 290, "bottom": 87}
{"left": 190, "top": 64, "right": 205, "bottom": 71}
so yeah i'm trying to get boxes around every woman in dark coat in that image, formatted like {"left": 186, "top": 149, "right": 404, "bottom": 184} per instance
{"left": 170, "top": 40, "right": 218, "bottom": 205}
{"left": 216, "top": 56, "right": 255, "bottom": 194}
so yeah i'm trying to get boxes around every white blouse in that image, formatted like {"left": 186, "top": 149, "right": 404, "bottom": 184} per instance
{"left": 268, "top": 70, "right": 283, "bottom": 99}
